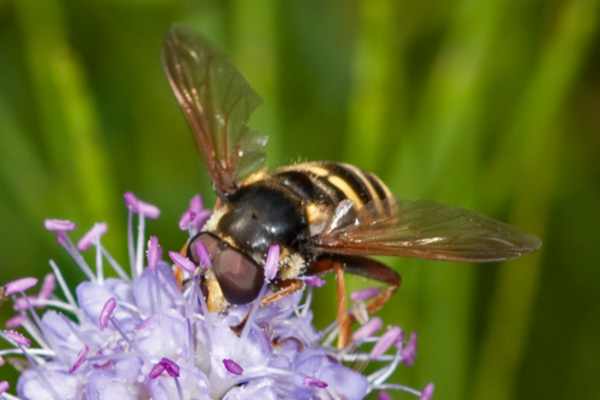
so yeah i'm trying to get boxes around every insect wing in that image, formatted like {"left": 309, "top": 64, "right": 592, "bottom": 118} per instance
{"left": 162, "top": 25, "right": 267, "bottom": 196}
{"left": 313, "top": 199, "right": 541, "bottom": 262}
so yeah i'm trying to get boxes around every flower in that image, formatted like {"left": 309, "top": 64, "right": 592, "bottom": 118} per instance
{"left": 0, "top": 193, "right": 433, "bottom": 399}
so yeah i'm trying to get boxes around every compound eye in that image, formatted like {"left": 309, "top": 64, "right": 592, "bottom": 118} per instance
{"left": 213, "top": 249, "right": 264, "bottom": 305}
{"left": 187, "top": 233, "right": 220, "bottom": 265}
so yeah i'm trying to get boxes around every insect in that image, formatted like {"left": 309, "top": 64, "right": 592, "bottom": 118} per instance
{"left": 162, "top": 25, "right": 541, "bottom": 344}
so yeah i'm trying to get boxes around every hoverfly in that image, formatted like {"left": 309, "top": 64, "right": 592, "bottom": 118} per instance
{"left": 162, "top": 26, "right": 540, "bottom": 344}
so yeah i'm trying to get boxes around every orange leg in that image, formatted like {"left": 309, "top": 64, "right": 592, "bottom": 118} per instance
{"left": 261, "top": 279, "right": 304, "bottom": 306}
{"left": 308, "top": 254, "right": 401, "bottom": 348}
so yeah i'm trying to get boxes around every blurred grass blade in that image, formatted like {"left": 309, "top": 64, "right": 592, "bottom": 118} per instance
{"left": 473, "top": 1, "right": 600, "bottom": 399}
{"left": 0, "top": 99, "right": 49, "bottom": 221}
{"left": 345, "top": 0, "right": 400, "bottom": 171}
{"left": 14, "top": 0, "right": 119, "bottom": 235}
{"left": 231, "top": 0, "right": 282, "bottom": 167}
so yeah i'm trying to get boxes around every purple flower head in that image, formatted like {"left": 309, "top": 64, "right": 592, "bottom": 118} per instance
{"left": 1, "top": 193, "right": 433, "bottom": 399}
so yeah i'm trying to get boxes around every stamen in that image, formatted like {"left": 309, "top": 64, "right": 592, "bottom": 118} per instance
{"left": 0, "top": 381, "right": 9, "bottom": 394}
{"left": 401, "top": 332, "right": 417, "bottom": 366}
{"left": 68, "top": 344, "right": 89, "bottom": 373}
{"left": 303, "top": 276, "right": 326, "bottom": 287}
{"left": 378, "top": 391, "right": 391, "bottom": 400}
{"left": 2, "top": 330, "right": 31, "bottom": 347}
{"left": 99, "top": 247, "right": 129, "bottom": 280}
{"left": 370, "top": 327, "right": 403, "bottom": 358}
{"left": 352, "top": 317, "right": 383, "bottom": 343}
{"left": 49, "top": 260, "right": 78, "bottom": 315}
{"left": 135, "top": 214, "right": 146, "bottom": 277}
{"left": 5, "top": 315, "right": 26, "bottom": 329}
{"left": 223, "top": 358, "right": 243, "bottom": 375}
{"left": 77, "top": 223, "right": 107, "bottom": 251}
{"left": 37, "top": 274, "right": 55, "bottom": 300}
{"left": 192, "top": 240, "right": 211, "bottom": 269}
{"left": 44, "top": 219, "right": 76, "bottom": 233}
{"left": 124, "top": 192, "right": 160, "bottom": 219}
{"left": 99, "top": 298, "right": 117, "bottom": 330}
{"left": 169, "top": 252, "right": 196, "bottom": 274}
{"left": 264, "top": 244, "right": 280, "bottom": 282}
{"left": 420, "top": 383, "right": 434, "bottom": 400}
{"left": 351, "top": 287, "right": 380, "bottom": 302}
{"left": 147, "top": 236, "right": 162, "bottom": 270}
{"left": 58, "top": 236, "right": 96, "bottom": 281}
{"left": 4, "top": 277, "right": 38, "bottom": 296}
{"left": 304, "top": 376, "right": 328, "bottom": 389}
{"left": 149, "top": 358, "right": 181, "bottom": 379}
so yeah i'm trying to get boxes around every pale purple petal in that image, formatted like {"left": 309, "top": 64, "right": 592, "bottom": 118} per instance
{"left": 77, "top": 222, "right": 108, "bottom": 251}
{"left": 0, "top": 380, "right": 9, "bottom": 394}
{"left": 5, "top": 277, "right": 38, "bottom": 296}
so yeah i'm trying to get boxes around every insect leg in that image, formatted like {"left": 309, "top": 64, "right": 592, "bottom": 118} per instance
{"left": 308, "top": 255, "right": 402, "bottom": 347}
{"left": 261, "top": 279, "right": 304, "bottom": 306}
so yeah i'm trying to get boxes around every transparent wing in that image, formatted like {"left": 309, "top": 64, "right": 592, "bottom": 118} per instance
{"left": 162, "top": 25, "right": 268, "bottom": 196}
{"left": 313, "top": 199, "right": 542, "bottom": 262}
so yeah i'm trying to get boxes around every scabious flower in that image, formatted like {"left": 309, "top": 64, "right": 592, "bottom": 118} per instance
{"left": 0, "top": 193, "right": 433, "bottom": 399}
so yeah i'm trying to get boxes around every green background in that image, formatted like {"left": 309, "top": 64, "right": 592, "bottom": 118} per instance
{"left": 1, "top": 1, "right": 599, "bottom": 399}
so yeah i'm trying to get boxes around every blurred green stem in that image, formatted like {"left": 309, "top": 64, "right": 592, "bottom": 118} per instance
{"left": 473, "top": 1, "right": 600, "bottom": 399}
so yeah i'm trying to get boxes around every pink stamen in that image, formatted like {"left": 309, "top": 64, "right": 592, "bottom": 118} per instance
{"left": 352, "top": 317, "right": 383, "bottom": 343}
{"left": 420, "top": 383, "right": 434, "bottom": 400}
{"left": 4, "top": 330, "right": 31, "bottom": 347}
{"left": 169, "top": 251, "right": 196, "bottom": 274}
{"left": 99, "top": 298, "right": 117, "bottom": 330}
{"left": 4, "top": 277, "right": 38, "bottom": 296}
{"left": 370, "top": 326, "right": 403, "bottom": 358}
{"left": 38, "top": 274, "right": 56, "bottom": 300}
{"left": 5, "top": 315, "right": 26, "bottom": 329}
{"left": 378, "top": 391, "right": 392, "bottom": 400}
{"left": 223, "top": 358, "right": 243, "bottom": 375}
{"left": 303, "top": 276, "right": 326, "bottom": 287}
{"left": 13, "top": 296, "right": 40, "bottom": 311}
{"left": 192, "top": 240, "right": 211, "bottom": 269}
{"left": 77, "top": 222, "right": 108, "bottom": 251}
{"left": 351, "top": 287, "right": 380, "bottom": 302}
{"left": 401, "top": 332, "right": 418, "bottom": 366}
{"left": 147, "top": 236, "right": 162, "bottom": 270}
{"left": 149, "top": 358, "right": 180, "bottom": 379}
{"left": 124, "top": 192, "right": 160, "bottom": 219}
{"left": 264, "top": 244, "right": 280, "bottom": 282}
{"left": 44, "top": 219, "right": 76, "bottom": 233}
{"left": 304, "top": 376, "right": 328, "bottom": 389}
{"left": 69, "top": 345, "right": 89, "bottom": 373}
{"left": 0, "top": 380, "right": 9, "bottom": 394}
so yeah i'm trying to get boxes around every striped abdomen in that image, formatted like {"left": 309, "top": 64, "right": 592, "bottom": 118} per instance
{"left": 271, "top": 162, "right": 395, "bottom": 219}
